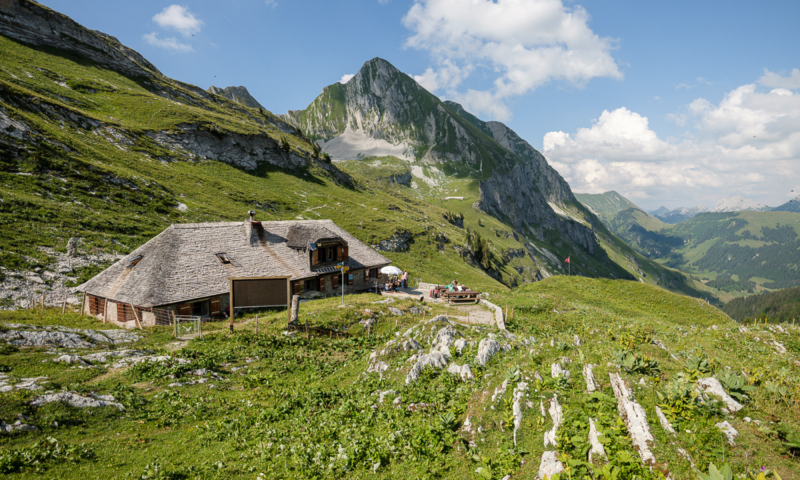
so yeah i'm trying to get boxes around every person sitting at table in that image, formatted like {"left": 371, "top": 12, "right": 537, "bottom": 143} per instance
{"left": 456, "top": 284, "right": 464, "bottom": 292}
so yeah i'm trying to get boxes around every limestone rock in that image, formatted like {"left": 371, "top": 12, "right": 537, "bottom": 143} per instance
{"left": 512, "top": 381, "right": 528, "bottom": 446}
{"left": 655, "top": 406, "right": 676, "bottom": 434}
{"left": 609, "top": 373, "right": 655, "bottom": 465}
{"left": 588, "top": 418, "right": 606, "bottom": 462}
{"left": 475, "top": 335, "right": 501, "bottom": 367}
{"left": 583, "top": 364, "right": 596, "bottom": 392}
{"left": 66, "top": 237, "right": 79, "bottom": 257}
{"left": 715, "top": 421, "right": 738, "bottom": 445}
{"left": 536, "top": 451, "right": 564, "bottom": 479}
{"left": 697, "top": 377, "right": 743, "bottom": 413}
{"left": 405, "top": 351, "right": 449, "bottom": 384}
{"left": 551, "top": 362, "right": 570, "bottom": 380}
{"left": 543, "top": 394, "right": 562, "bottom": 447}
{"left": 446, "top": 363, "right": 474, "bottom": 381}
{"left": 31, "top": 392, "right": 124, "bottom": 411}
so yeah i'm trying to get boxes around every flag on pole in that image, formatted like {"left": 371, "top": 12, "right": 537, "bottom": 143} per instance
{"left": 565, "top": 257, "right": 570, "bottom": 263}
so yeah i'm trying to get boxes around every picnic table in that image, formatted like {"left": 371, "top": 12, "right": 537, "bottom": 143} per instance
{"left": 441, "top": 290, "right": 481, "bottom": 304}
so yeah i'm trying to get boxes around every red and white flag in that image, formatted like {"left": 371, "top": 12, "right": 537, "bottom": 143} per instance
{"left": 565, "top": 256, "right": 570, "bottom": 263}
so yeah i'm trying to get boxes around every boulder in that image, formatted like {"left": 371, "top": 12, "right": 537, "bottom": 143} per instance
{"left": 475, "top": 335, "right": 501, "bottom": 367}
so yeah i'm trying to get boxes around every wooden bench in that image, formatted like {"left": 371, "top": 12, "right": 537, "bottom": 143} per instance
{"left": 441, "top": 290, "right": 481, "bottom": 304}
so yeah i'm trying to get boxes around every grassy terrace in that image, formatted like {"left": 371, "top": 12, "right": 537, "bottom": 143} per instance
{"left": 0, "top": 277, "right": 798, "bottom": 479}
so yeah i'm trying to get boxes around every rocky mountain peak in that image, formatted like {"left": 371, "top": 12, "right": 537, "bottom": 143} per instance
{"left": 712, "top": 195, "right": 770, "bottom": 212}
{"left": 207, "top": 85, "right": 265, "bottom": 110}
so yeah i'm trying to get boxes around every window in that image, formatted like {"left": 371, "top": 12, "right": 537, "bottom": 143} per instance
{"left": 364, "top": 269, "right": 370, "bottom": 281}
{"left": 327, "top": 246, "right": 334, "bottom": 261}
{"left": 332, "top": 274, "right": 339, "bottom": 289}
{"left": 215, "top": 253, "right": 231, "bottom": 264}
{"left": 128, "top": 255, "right": 143, "bottom": 268}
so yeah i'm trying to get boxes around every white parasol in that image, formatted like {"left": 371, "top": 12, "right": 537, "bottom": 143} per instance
{"left": 380, "top": 266, "right": 403, "bottom": 275}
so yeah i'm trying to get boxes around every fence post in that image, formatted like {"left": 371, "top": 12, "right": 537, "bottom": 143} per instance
{"left": 198, "top": 317, "right": 202, "bottom": 339}
{"left": 256, "top": 314, "right": 259, "bottom": 336}
{"left": 130, "top": 303, "right": 142, "bottom": 330}
{"left": 61, "top": 296, "right": 67, "bottom": 315}
{"left": 172, "top": 311, "right": 177, "bottom": 338}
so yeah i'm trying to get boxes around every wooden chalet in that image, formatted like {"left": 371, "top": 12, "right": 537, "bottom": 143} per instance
{"left": 77, "top": 214, "right": 391, "bottom": 325}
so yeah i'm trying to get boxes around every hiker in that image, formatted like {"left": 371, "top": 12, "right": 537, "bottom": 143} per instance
{"left": 401, "top": 270, "right": 408, "bottom": 288}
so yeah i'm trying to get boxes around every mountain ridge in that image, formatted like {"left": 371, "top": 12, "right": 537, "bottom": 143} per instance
{"left": 207, "top": 85, "right": 265, "bottom": 110}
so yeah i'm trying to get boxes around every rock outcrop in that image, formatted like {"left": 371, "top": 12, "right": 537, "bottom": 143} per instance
{"left": 208, "top": 85, "right": 265, "bottom": 110}
{"left": 0, "top": 0, "right": 160, "bottom": 79}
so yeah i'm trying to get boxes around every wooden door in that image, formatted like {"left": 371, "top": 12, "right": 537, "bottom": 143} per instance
{"left": 311, "top": 249, "right": 319, "bottom": 266}
{"left": 210, "top": 298, "right": 221, "bottom": 316}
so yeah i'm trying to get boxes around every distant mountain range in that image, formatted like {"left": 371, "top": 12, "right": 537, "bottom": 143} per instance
{"left": 650, "top": 196, "right": 772, "bottom": 223}
{"left": 577, "top": 191, "right": 800, "bottom": 298}
{"left": 773, "top": 194, "right": 800, "bottom": 213}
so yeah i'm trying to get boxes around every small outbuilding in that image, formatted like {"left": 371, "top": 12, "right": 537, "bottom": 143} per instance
{"left": 77, "top": 213, "right": 391, "bottom": 325}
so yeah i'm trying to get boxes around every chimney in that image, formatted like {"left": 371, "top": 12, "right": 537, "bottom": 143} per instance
{"left": 245, "top": 210, "right": 266, "bottom": 245}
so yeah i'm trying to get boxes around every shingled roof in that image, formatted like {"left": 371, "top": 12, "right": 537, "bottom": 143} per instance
{"left": 286, "top": 224, "right": 343, "bottom": 249}
{"left": 77, "top": 219, "right": 391, "bottom": 307}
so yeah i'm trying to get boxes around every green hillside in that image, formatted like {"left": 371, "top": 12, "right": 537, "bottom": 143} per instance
{"left": 1, "top": 276, "right": 799, "bottom": 479}
{"left": 575, "top": 191, "right": 655, "bottom": 225}
{"left": 723, "top": 285, "right": 800, "bottom": 323}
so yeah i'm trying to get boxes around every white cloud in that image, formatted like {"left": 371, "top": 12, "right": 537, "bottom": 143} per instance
{"left": 758, "top": 68, "right": 800, "bottom": 89}
{"left": 544, "top": 76, "right": 800, "bottom": 207}
{"left": 153, "top": 5, "right": 204, "bottom": 37}
{"left": 697, "top": 77, "right": 713, "bottom": 85}
{"left": 675, "top": 83, "right": 693, "bottom": 90}
{"left": 265, "top": 0, "right": 278, "bottom": 7}
{"left": 142, "top": 32, "right": 193, "bottom": 52}
{"left": 412, "top": 59, "right": 471, "bottom": 93}
{"left": 402, "top": 0, "right": 621, "bottom": 120}
{"left": 339, "top": 74, "right": 355, "bottom": 84}
{"left": 378, "top": 0, "right": 391, "bottom": 4}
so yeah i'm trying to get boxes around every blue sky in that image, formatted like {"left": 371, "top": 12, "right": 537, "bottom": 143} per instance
{"left": 40, "top": 0, "right": 800, "bottom": 210}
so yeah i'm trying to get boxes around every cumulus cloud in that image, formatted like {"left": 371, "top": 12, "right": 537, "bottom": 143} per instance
{"left": 758, "top": 68, "right": 800, "bottom": 89}
{"left": 544, "top": 72, "right": 800, "bottom": 207}
{"left": 339, "top": 74, "right": 355, "bottom": 84}
{"left": 153, "top": 5, "right": 204, "bottom": 37}
{"left": 402, "top": 0, "right": 621, "bottom": 120}
{"left": 142, "top": 32, "right": 193, "bottom": 52}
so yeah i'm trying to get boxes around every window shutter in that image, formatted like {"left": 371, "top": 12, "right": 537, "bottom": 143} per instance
{"left": 293, "top": 282, "right": 302, "bottom": 295}
{"left": 312, "top": 249, "right": 319, "bottom": 266}
{"left": 337, "top": 246, "right": 343, "bottom": 261}
{"left": 210, "top": 298, "right": 221, "bottom": 316}
{"left": 319, "top": 275, "right": 326, "bottom": 290}
{"left": 347, "top": 273, "right": 354, "bottom": 286}
{"left": 178, "top": 304, "right": 191, "bottom": 315}
{"left": 332, "top": 274, "right": 339, "bottom": 288}
{"left": 343, "top": 246, "right": 349, "bottom": 261}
